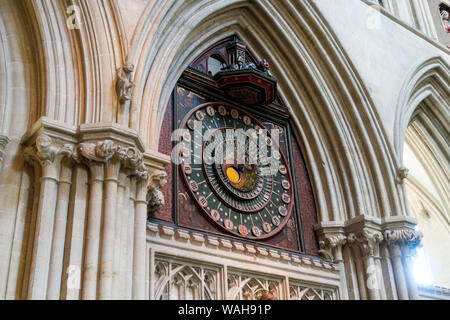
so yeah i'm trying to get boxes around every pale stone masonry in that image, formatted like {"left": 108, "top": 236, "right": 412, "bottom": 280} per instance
{"left": 0, "top": 0, "right": 448, "bottom": 300}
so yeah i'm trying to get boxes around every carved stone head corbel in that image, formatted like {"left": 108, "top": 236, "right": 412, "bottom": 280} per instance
{"left": 147, "top": 169, "right": 168, "bottom": 213}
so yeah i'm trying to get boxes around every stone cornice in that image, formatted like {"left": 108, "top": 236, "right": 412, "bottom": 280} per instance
{"left": 78, "top": 123, "right": 145, "bottom": 152}
{"left": 143, "top": 150, "right": 171, "bottom": 171}
{"left": 147, "top": 222, "right": 338, "bottom": 273}
{"left": 21, "top": 117, "right": 78, "bottom": 146}
{"left": 316, "top": 214, "right": 419, "bottom": 234}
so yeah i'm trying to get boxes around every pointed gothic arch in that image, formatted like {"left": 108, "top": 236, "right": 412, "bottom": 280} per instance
{"left": 129, "top": 0, "right": 403, "bottom": 225}
{"left": 391, "top": 56, "right": 449, "bottom": 289}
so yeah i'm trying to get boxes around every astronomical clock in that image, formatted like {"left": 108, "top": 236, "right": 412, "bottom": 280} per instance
{"left": 154, "top": 36, "right": 319, "bottom": 254}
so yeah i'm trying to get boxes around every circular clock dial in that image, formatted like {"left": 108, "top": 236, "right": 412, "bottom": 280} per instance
{"left": 178, "top": 103, "right": 294, "bottom": 240}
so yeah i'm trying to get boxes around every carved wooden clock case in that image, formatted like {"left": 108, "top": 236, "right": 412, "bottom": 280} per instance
{"left": 153, "top": 36, "right": 319, "bottom": 255}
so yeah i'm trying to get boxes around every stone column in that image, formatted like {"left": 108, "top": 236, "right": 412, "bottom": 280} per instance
{"left": 19, "top": 121, "right": 168, "bottom": 300}
{"left": 133, "top": 178, "right": 147, "bottom": 300}
{"left": 61, "top": 163, "right": 88, "bottom": 300}
{"left": 347, "top": 229, "right": 383, "bottom": 300}
{"left": 132, "top": 169, "right": 166, "bottom": 299}
{"left": 402, "top": 245, "right": 419, "bottom": 300}
{"left": 384, "top": 229, "right": 422, "bottom": 300}
{"left": 379, "top": 244, "right": 398, "bottom": 300}
{"left": 112, "top": 170, "right": 128, "bottom": 299}
{"left": 73, "top": 141, "right": 148, "bottom": 300}
{"left": 374, "top": 252, "right": 387, "bottom": 299}
{"left": 350, "top": 245, "right": 368, "bottom": 300}
{"left": 47, "top": 158, "right": 73, "bottom": 299}
{"left": 23, "top": 134, "right": 74, "bottom": 300}
{"left": 73, "top": 140, "right": 115, "bottom": 300}
{"left": 387, "top": 243, "right": 409, "bottom": 299}
{"left": 98, "top": 158, "right": 121, "bottom": 299}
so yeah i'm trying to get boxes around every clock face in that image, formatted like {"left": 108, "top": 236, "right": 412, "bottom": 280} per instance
{"left": 178, "top": 102, "right": 294, "bottom": 240}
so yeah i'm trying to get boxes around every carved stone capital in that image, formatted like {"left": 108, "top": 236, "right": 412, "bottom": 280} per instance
{"left": 347, "top": 229, "right": 383, "bottom": 258}
{"left": 73, "top": 140, "right": 149, "bottom": 182}
{"left": 0, "top": 135, "right": 10, "bottom": 163}
{"left": 116, "top": 146, "right": 143, "bottom": 169}
{"left": 384, "top": 228, "right": 423, "bottom": 250}
{"left": 318, "top": 234, "right": 347, "bottom": 262}
{"left": 72, "top": 140, "right": 116, "bottom": 164}
{"left": 23, "top": 134, "right": 74, "bottom": 168}
{"left": 147, "top": 169, "right": 168, "bottom": 213}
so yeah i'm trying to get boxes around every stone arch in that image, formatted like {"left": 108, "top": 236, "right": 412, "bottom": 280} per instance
{"left": 17, "top": 0, "right": 130, "bottom": 127}
{"left": 396, "top": 56, "right": 449, "bottom": 287}
{"left": 395, "top": 56, "right": 449, "bottom": 164}
{"left": 129, "top": 0, "right": 403, "bottom": 223}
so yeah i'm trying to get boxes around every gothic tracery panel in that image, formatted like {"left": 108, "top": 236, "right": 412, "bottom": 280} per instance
{"left": 289, "top": 281, "right": 337, "bottom": 300}
{"left": 227, "top": 271, "right": 283, "bottom": 300}
{"left": 154, "top": 256, "right": 220, "bottom": 300}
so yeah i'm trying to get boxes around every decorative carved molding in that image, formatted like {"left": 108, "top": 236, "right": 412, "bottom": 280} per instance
{"left": 227, "top": 273, "right": 281, "bottom": 300}
{"left": 23, "top": 134, "right": 74, "bottom": 167}
{"left": 147, "top": 170, "right": 168, "bottom": 213}
{"left": 72, "top": 140, "right": 115, "bottom": 164}
{"left": 318, "top": 234, "right": 347, "bottom": 262}
{"left": 116, "top": 62, "right": 136, "bottom": 104}
{"left": 347, "top": 229, "right": 383, "bottom": 258}
{"left": 396, "top": 167, "right": 409, "bottom": 184}
{"left": 154, "top": 257, "right": 220, "bottom": 300}
{"left": 289, "top": 282, "right": 337, "bottom": 300}
{"left": 384, "top": 228, "right": 423, "bottom": 249}
{"left": 72, "top": 140, "right": 149, "bottom": 182}
{"left": 147, "top": 222, "right": 337, "bottom": 272}
{"left": 0, "top": 135, "right": 10, "bottom": 163}
{"left": 116, "top": 145, "right": 148, "bottom": 180}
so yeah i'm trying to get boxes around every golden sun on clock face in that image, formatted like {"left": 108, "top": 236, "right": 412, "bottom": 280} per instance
{"left": 178, "top": 102, "right": 294, "bottom": 240}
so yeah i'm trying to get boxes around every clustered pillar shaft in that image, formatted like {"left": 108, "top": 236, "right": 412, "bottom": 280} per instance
{"left": 21, "top": 135, "right": 150, "bottom": 300}
{"left": 388, "top": 244, "right": 409, "bottom": 299}
{"left": 319, "top": 227, "right": 422, "bottom": 300}
{"left": 82, "top": 162, "right": 104, "bottom": 300}
{"left": 47, "top": 159, "right": 73, "bottom": 299}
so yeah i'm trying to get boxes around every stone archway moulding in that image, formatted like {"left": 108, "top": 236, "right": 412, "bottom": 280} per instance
{"left": 128, "top": 0, "right": 405, "bottom": 226}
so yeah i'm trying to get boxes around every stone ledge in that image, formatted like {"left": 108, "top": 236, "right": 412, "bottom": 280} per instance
{"left": 147, "top": 222, "right": 337, "bottom": 272}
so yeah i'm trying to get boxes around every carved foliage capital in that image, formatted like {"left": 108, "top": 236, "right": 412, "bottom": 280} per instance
{"left": 347, "top": 229, "right": 383, "bottom": 258}
{"left": 318, "top": 233, "right": 347, "bottom": 262}
{"left": 24, "top": 134, "right": 74, "bottom": 167}
{"left": 384, "top": 228, "right": 423, "bottom": 249}
{"left": 72, "top": 140, "right": 149, "bottom": 181}
{"left": 72, "top": 140, "right": 115, "bottom": 164}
